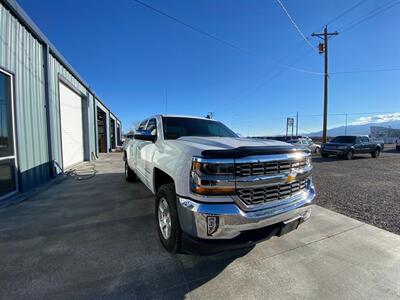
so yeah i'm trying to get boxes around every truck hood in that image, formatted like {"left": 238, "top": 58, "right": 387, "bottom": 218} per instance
{"left": 166, "top": 136, "right": 306, "bottom": 158}
{"left": 173, "top": 136, "right": 290, "bottom": 150}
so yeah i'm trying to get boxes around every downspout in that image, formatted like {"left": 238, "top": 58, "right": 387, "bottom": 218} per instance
{"left": 43, "top": 44, "right": 56, "bottom": 177}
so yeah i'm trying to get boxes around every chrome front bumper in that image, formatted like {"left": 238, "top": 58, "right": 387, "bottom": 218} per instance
{"left": 176, "top": 185, "right": 315, "bottom": 240}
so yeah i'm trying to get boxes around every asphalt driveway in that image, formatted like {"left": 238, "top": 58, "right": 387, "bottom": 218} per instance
{"left": 0, "top": 153, "right": 399, "bottom": 299}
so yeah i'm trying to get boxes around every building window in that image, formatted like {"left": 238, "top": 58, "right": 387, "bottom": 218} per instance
{"left": 0, "top": 69, "right": 17, "bottom": 199}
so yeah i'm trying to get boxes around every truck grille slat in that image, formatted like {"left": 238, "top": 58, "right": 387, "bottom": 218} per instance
{"left": 235, "top": 159, "right": 307, "bottom": 177}
{"left": 236, "top": 179, "right": 308, "bottom": 206}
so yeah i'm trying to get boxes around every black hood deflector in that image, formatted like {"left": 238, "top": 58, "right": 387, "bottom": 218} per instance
{"left": 201, "top": 146, "right": 310, "bottom": 159}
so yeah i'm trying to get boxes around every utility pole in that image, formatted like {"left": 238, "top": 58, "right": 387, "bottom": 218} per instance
{"left": 344, "top": 113, "right": 348, "bottom": 136}
{"left": 312, "top": 26, "right": 338, "bottom": 143}
{"left": 296, "top": 112, "right": 299, "bottom": 137}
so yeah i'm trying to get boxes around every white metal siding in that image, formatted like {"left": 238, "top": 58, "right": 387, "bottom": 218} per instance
{"left": 59, "top": 81, "right": 83, "bottom": 169}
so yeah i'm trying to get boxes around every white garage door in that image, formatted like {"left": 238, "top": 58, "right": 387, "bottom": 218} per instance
{"left": 59, "top": 81, "right": 84, "bottom": 169}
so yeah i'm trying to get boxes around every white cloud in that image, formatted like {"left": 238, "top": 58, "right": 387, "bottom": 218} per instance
{"left": 350, "top": 113, "right": 400, "bottom": 125}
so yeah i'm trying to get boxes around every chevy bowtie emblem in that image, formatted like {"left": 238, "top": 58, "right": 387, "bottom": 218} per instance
{"left": 286, "top": 173, "right": 296, "bottom": 183}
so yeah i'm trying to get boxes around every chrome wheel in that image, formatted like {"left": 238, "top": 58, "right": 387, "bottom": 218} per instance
{"left": 158, "top": 197, "right": 172, "bottom": 240}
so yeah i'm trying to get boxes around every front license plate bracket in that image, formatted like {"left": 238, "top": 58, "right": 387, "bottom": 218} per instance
{"left": 279, "top": 217, "right": 301, "bottom": 236}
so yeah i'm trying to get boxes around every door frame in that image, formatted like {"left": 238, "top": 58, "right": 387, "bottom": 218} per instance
{"left": 0, "top": 68, "right": 19, "bottom": 201}
{"left": 57, "top": 76, "right": 86, "bottom": 171}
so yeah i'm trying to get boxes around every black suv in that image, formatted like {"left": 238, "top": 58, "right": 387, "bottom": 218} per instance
{"left": 321, "top": 135, "right": 382, "bottom": 160}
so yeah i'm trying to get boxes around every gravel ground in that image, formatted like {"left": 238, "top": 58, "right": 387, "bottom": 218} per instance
{"left": 312, "top": 145, "right": 400, "bottom": 235}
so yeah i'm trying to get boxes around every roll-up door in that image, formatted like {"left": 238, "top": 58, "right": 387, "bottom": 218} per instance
{"left": 59, "top": 81, "right": 83, "bottom": 169}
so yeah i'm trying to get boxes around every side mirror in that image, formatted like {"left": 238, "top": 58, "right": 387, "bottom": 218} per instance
{"left": 134, "top": 130, "right": 157, "bottom": 142}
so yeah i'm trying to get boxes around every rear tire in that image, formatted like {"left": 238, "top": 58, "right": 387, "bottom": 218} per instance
{"left": 371, "top": 148, "right": 380, "bottom": 158}
{"left": 125, "top": 161, "right": 137, "bottom": 182}
{"left": 155, "top": 183, "right": 181, "bottom": 253}
{"left": 346, "top": 150, "right": 354, "bottom": 160}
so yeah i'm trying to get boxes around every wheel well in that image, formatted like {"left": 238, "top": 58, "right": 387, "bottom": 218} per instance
{"left": 153, "top": 168, "right": 174, "bottom": 192}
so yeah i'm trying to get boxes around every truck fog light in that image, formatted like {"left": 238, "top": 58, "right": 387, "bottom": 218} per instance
{"left": 207, "top": 216, "right": 219, "bottom": 236}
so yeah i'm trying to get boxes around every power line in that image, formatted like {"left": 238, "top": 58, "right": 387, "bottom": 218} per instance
{"left": 131, "top": 0, "right": 321, "bottom": 75}
{"left": 325, "top": 0, "right": 366, "bottom": 26}
{"left": 131, "top": 0, "right": 249, "bottom": 54}
{"left": 296, "top": 111, "right": 400, "bottom": 117}
{"left": 233, "top": 0, "right": 377, "bottom": 100}
{"left": 338, "top": 0, "right": 400, "bottom": 33}
{"left": 231, "top": 47, "right": 315, "bottom": 102}
{"left": 330, "top": 67, "right": 400, "bottom": 74}
{"left": 275, "top": 0, "right": 316, "bottom": 51}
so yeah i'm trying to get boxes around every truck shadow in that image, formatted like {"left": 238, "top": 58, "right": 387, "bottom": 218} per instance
{"left": 0, "top": 171, "right": 257, "bottom": 299}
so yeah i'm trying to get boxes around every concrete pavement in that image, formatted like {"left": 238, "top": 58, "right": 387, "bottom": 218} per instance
{"left": 0, "top": 153, "right": 399, "bottom": 299}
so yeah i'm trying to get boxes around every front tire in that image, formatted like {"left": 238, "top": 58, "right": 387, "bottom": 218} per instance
{"left": 155, "top": 183, "right": 181, "bottom": 253}
{"left": 346, "top": 150, "right": 354, "bottom": 160}
{"left": 125, "top": 161, "right": 137, "bottom": 182}
{"left": 321, "top": 153, "right": 329, "bottom": 158}
{"left": 371, "top": 148, "right": 380, "bottom": 158}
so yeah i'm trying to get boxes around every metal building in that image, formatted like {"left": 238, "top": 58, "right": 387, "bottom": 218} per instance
{"left": 0, "top": 0, "right": 122, "bottom": 202}
{"left": 370, "top": 126, "right": 400, "bottom": 144}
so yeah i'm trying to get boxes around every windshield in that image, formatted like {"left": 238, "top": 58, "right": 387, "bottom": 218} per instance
{"left": 330, "top": 136, "right": 356, "bottom": 143}
{"left": 162, "top": 117, "right": 237, "bottom": 139}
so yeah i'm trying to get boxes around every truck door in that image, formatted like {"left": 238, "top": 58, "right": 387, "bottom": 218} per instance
{"left": 361, "top": 136, "right": 371, "bottom": 153}
{"left": 138, "top": 118, "right": 158, "bottom": 187}
{"left": 353, "top": 137, "right": 363, "bottom": 153}
{"left": 133, "top": 119, "right": 148, "bottom": 181}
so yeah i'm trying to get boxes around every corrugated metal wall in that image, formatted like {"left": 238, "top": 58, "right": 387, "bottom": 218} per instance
{"left": 0, "top": 1, "right": 119, "bottom": 195}
{"left": 0, "top": 3, "right": 49, "bottom": 190}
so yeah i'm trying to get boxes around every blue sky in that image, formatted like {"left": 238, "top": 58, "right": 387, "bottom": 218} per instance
{"left": 18, "top": 0, "right": 400, "bottom": 135}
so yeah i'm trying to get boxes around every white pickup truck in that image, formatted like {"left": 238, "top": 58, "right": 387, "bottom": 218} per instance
{"left": 124, "top": 115, "right": 315, "bottom": 254}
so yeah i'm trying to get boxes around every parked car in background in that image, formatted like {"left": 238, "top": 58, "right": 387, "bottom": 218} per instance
{"left": 124, "top": 115, "right": 315, "bottom": 254}
{"left": 289, "top": 138, "right": 321, "bottom": 153}
{"left": 370, "top": 138, "right": 385, "bottom": 151}
{"left": 396, "top": 139, "right": 400, "bottom": 151}
{"left": 321, "top": 135, "right": 382, "bottom": 160}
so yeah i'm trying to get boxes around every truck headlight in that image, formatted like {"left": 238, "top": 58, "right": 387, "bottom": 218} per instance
{"left": 190, "top": 158, "right": 235, "bottom": 195}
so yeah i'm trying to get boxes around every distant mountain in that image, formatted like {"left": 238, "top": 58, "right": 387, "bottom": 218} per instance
{"left": 307, "top": 120, "right": 400, "bottom": 137}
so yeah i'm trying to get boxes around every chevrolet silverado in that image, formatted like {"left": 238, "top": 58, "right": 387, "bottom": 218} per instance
{"left": 124, "top": 115, "right": 315, "bottom": 253}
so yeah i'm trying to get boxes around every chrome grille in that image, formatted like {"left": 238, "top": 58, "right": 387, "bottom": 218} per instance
{"left": 235, "top": 159, "right": 307, "bottom": 177}
{"left": 236, "top": 179, "right": 307, "bottom": 205}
